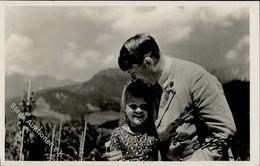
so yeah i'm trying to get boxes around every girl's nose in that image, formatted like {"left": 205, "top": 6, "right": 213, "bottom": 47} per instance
{"left": 134, "top": 107, "right": 143, "bottom": 113}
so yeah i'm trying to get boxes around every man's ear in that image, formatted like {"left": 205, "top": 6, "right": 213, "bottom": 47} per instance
{"left": 143, "top": 57, "right": 154, "bottom": 68}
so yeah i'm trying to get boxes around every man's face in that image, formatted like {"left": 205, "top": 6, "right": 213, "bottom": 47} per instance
{"left": 127, "top": 63, "right": 156, "bottom": 86}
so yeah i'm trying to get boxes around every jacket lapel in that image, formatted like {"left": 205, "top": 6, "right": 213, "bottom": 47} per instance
{"left": 156, "top": 81, "right": 176, "bottom": 128}
{"left": 156, "top": 56, "right": 176, "bottom": 128}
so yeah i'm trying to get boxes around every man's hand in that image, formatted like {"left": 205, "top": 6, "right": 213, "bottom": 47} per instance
{"left": 106, "top": 150, "right": 123, "bottom": 161}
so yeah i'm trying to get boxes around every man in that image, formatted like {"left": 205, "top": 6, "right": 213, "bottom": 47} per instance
{"left": 107, "top": 33, "right": 236, "bottom": 161}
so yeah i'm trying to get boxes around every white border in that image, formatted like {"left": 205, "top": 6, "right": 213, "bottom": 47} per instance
{"left": 1, "top": 1, "right": 260, "bottom": 6}
{"left": 249, "top": 2, "right": 260, "bottom": 164}
{"left": 1, "top": 1, "right": 259, "bottom": 166}
{"left": 0, "top": 1, "right": 6, "bottom": 166}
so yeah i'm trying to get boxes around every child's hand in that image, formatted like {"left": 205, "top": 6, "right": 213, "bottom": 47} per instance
{"left": 106, "top": 150, "right": 122, "bottom": 161}
{"left": 105, "top": 140, "right": 122, "bottom": 161}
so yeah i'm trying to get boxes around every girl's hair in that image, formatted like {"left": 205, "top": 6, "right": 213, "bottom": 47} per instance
{"left": 119, "top": 79, "right": 158, "bottom": 135}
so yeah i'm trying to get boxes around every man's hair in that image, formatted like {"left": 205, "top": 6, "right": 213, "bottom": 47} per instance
{"left": 118, "top": 33, "right": 160, "bottom": 71}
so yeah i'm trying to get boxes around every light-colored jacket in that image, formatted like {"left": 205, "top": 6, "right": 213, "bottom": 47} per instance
{"left": 156, "top": 56, "right": 236, "bottom": 161}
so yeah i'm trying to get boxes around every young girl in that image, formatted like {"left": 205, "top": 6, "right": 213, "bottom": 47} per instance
{"left": 109, "top": 80, "right": 159, "bottom": 161}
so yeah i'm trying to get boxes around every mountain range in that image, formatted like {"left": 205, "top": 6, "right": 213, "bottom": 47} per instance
{"left": 5, "top": 73, "right": 75, "bottom": 100}
{"left": 5, "top": 68, "right": 130, "bottom": 125}
{"left": 5, "top": 63, "right": 249, "bottom": 126}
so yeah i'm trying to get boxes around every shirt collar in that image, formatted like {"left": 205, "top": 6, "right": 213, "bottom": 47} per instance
{"left": 158, "top": 55, "right": 173, "bottom": 89}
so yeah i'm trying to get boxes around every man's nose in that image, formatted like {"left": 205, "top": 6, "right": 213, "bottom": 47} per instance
{"left": 131, "top": 74, "right": 137, "bottom": 80}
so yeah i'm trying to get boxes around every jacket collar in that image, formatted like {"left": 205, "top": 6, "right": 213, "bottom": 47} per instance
{"left": 158, "top": 55, "right": 174, "bottom": 90}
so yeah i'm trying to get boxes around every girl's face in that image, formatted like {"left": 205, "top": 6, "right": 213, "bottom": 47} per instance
{"left": 125, "top": 96, "right": 149, "bottom": 128}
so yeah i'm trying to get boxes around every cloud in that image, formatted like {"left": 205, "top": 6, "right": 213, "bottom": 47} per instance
{"left": 60, "top": 44, "right": 118, "bottom": 81}
{"left": 67, "top": 41, "right": 77, "bottom": 50}
{"left": 102, "top": 54, "right": 117, "bottom": 66}
{"left": 226, "top": 50, "right": 237, "bottom": 59}
{"left": 225, "top": 35, "right": 249, "bottom": 61}
{"left": 5, "top": 33, "right": 36, "bottom": 75}
{"left": 108, "top": 6, "right": 248, "bottom": 43}
{"left": 61, "top": 46, "right": 101, "bottom": 70}
{"left": 6, "top": 33, "right": 33, "bottom": 64}
{"left": 206, "top": 6, "right": 248, "bottom": 21}
{"left": 94, "top": 33, "right": 114, "bottom": 44}
{"left": 196, "top": 6, "right": 249, "bottom": 27}
{"left": 5, "top": 6, "right": 249, "bottom": 81}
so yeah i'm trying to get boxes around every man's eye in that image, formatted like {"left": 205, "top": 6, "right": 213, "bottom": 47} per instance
{"left": 129, "top": 104, "right": 137, "bottom": 110}
{"left": 131, "top": 73, "right": 136, "bottom": 78}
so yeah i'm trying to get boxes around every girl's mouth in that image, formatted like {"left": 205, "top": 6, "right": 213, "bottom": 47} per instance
{"left": 133, "top": 114, "right": 144, "bottom": 119}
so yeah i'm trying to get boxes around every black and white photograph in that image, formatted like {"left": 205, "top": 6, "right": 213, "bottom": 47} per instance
{"left": 1, "top": 2, "right": 259, "bottom": 166}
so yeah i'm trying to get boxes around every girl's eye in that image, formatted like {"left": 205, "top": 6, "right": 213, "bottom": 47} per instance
{"left": 140, "top": 104, "right": 149, "bottom": 110}
{"left": 129, "top": 104, "right": 137, "bottom": 110}
{"left": 128, "top": 104, "right": 149, "bottom": 110}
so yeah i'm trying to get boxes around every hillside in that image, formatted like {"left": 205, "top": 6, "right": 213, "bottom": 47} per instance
{"left": 5, "top": 64, "right": 249, "bottom": 127}
{"left": 66, "top": 68, "right": 130, "bottom": 102}
{"left": 5, "top": 68, "right": 130, "bottom": 125}
{"left": 5, "top": 73, "right": 75, "bottom": 100}
{"left": 5, "top": 65, "right": 250, "bottom": 160}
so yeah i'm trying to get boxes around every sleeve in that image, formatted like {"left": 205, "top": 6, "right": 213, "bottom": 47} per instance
{"left": 109, "top": 128, "right": 121, "bottom": 152}
{"left": 189, "top": 71, "right": 236, "bottom": 160}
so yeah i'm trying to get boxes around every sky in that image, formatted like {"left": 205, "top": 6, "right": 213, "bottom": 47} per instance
{"left": 5, "top": 5, "right": 249, "bottom": 82}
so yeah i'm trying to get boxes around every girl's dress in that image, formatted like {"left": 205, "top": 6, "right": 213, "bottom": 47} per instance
{"left": 109, "top": 126, "right": 159, "bottom": 161}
